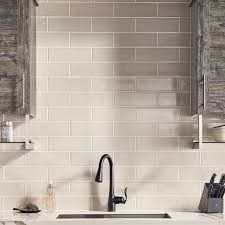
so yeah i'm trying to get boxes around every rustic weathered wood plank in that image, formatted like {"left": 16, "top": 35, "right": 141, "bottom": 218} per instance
{"left": 0, "top": 0, "right": 37, "bottom": 116}
{"left": 191, "top": 0, "right": 225, "bottom": 115}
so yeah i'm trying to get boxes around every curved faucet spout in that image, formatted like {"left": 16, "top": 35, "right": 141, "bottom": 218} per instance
{"left": 95, "top": 154, "right": 115, "bottom": 211}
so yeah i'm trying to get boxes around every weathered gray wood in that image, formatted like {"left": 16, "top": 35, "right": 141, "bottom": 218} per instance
{"left": 0, "top": 0, "right": 37, "bottom": 116}
{"left": 191, "top": 0, "right": 225, "bottom": 115}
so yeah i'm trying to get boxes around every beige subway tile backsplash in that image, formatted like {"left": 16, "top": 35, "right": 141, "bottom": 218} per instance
{"left": 49, "top": 48, "right": 91, "bottom": 62}
{"left": 70, "top": 63, "right": 113, "bottom": 77}
{"left": 48, "top": 78, "right": 91, "bottom": 91}
{"left": 37, "top": 3, "right": 69, "bottom": 16}
{"left": 49, "top": 18, "right": 91, "bottom": 32}
{"left": 93, "top": 48, "right": 135, "bottom": 62}
{"left": 114, "top": 3, "right": 157, "bottom": 17}
{"left": 71, "top": 33, "right": 113, "bottom": 47}
{"left": 92, "top": 18, "right": 135, "bottom": 32}
{"left": 70, "top": 3, "right": 113, "bottom": 17}
{"left": 114, "top": 63, "right": 157, "bottom": 76}
{"left": 4, "top": 0, "right": 219, "bottom": 212}
{"left": 136, "top": 18, "right": 179, "bottom": 32}
{"left": 136, "top": 48, "right": 179, "bottom": 62}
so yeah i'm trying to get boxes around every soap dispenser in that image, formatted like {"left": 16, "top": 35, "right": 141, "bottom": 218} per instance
{"left": 46, "top": 181, "right": 55, "bottom": 213}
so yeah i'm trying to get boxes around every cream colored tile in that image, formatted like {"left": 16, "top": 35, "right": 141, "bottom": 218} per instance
{"left": 70, "top": 93, "right": 113, "bottom": 106}
{"left": 49, "top": 48, "right": 91, "bottom": 62}
{"left": 114, "top": 33, "right": 157, "bottom": 47}
{"left": 48, "top": 78, "right": 91, "bottom": 91}
{"left": 37, "top": 92, "right": 70, "bottom": 106}
{"left": 49, "top": 18, "right": 91, "bottom": 32}
{"left": 115, "top": 92, "right": 157, "bottom": 106}
{"left": 136, "top": 18, "right": 179, "bottom": 32}
{"left": 93, "top": 78, "right": 135, "bottom": 91}
{"left": 137, "top": 108, "right": 178, "bottom": 121}
{"left": 49, "top": 137, "right": 91, "bottom": 151}
{"left": 115, "top": 152, "right": 157, "bottom": 166}
{"left": 49, "top": 167, "right": 92, "bottom": 181}
{"left": 115, "top": 122, "right": 156, "bottom": 136}
{"left": 158, "top": 63, "right": 190, "bottom": 77}
{"left": 93, "top": 108, "right": 136, "bottom": 121}
{"left": 48, "top": 107, "right": 91, "bottom": 121}
{"left": 0, "top": 152, "right": 26, "bottom": 166}
{"left": 5, "top": 167, "right": 47, "bottom": 181}
{"left": 158, "top": 3, "right": 190, "bottom": 17}
{"left": 93, "top": 137, "right": 135, "bottom": 152}
{"left": 37, "top": 3, "right": 69, "bottom": 16}
{"left": 71, "top": 122, "right": 113, "bottom": 136}
{"left": 26, "top": 182, "right": 69, "bottom": 196}
{"left": 157, "top": 182, "right": 200, "bottom": 195}
{"left": 70, "top": 3, "right": 113, "bottom": 17}
{"left": 158, "top": 152, "right": 200, "bottom": 166}
{"left": 93, "top": 166, "right": 136, "bottom": 181}
{"left": 158, "top": 92, "right": 190, "bottom": 106}
{"left": 202, "top": 152, "right": 225, "bottom": 166}
{"left": 137, "top": 78, "right": 177, "bottom": 91}
{"left": 55, "top": 197, "right": 91, "bottom": 210}
{"left": 37, "top": 63, "right": 69, "bottom": 76}
{"left": 158, "top": 33, "right": 190, "bottom": 47}
{"left": 0, "top": 183, "right": 24, "bottom": 196}
{"left": 92, "top": 18, "right": 135, "bottom": 32}
{"left": 37, "top": 48, "right": 48, "bottom": 62}
{"left": 157, "top": 122, "right": 193, "bottom": 136}
{"left": 71, "top": 33, "right": 113, "bottom": 47}
{"left": 137, "top": 196, "right": 180, "bottom": 210}
{"left": 137, "top": 137, "right": 179, "bottom": 151}
{"left": 36, "top": 17, "right": 47, "bottom": 32}
{"left": 137, "top": 167, "right": 178, "bottom": 181}
{"left": 136, "top": 48, "right": 179, "bottom": 62}
{"left": 30, "top": 122, "right": 69, "bottom": 136}
{"left": 114, "top": 63, "right": 157, "bottom": 76}
{"left": 70, "top": 63, "right": 113, "bottom": 77}
{"left": 93, "top": 48, "right": 135, "bottom": 62}
{"left": 179, "top": 167, "right": 222, "bottom": 181}
{"left": 37, "top": 33, "right": 69, "bottom": 47}
{"left": 27, "top": 152, "right": 69, "bottom": 166}
{"left": 71, "top": 152, "right": 109, "bottom": 166}
{"left": 114, "top": 3, "right": 157, "bottom": 17}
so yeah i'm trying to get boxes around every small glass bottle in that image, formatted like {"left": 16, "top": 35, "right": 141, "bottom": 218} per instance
{"left": 46, "top": 181, "right": 55, "bottom": 213}
{"left": 1, "top": 121, "right": 13, "bottom": 142}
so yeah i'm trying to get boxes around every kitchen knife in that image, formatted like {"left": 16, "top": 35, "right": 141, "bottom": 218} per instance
{"left": 221, "top": 187, "right": 225, "bottom": 198}
{"left": 208, "top": 173, "right": 217, "bottom": 198}
{"left": 219, "top": 186, "right": 225, "bottom": 198}
{"left": 216, "top": 173, "right": 225, "bottom": 198}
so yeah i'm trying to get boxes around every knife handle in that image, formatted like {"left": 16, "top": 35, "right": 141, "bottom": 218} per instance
{"left": 210, "top": 173, "right": 217, "bottom": 184}
{"left": 219, "top": 173, "right": 225, "bottom": 185}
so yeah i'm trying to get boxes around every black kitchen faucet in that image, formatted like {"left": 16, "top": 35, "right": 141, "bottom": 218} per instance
{"left": 95, "top": 154, "right": 127, "bottom": 212}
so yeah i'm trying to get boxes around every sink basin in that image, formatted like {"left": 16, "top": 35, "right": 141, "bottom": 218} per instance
{"left": 57, "top": 213, "right": 171, "bottom": 219}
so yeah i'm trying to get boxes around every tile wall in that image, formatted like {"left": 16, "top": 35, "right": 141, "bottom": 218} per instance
{"left": 1, "top": 0, "right": 225, "bottom": 212}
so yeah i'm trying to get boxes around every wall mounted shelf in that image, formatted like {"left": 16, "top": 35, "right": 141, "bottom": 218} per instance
{"left": 0, "top": 141, "right": 34, "bottom": 150}
{"left": 193, "top": 141, "right": 225, "bottom": 149}
{"left": 193, "top": 115, "right": 225, "bottom": 149}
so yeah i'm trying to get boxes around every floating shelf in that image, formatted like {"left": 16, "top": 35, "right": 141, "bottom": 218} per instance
{"left": 193, "top": 141, "right": 225, "bottom": 149}
{"left": 0, "top": 141, "right": 34, "bottom": 150}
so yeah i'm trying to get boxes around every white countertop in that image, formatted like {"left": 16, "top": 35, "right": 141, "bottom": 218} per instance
{"left": 0, "top": 210, "right": 224, "bottom": 224}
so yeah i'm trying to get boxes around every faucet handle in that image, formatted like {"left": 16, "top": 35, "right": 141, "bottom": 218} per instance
{"left": 114, "top": 187, "right": 128, "bottom": 205}
{"left": 123, "top": 187, "right": 127, "bottom": 203}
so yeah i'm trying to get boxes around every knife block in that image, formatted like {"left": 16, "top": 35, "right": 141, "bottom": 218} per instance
{"left": 199, "top": 183, "right": 223, "bottom": 213}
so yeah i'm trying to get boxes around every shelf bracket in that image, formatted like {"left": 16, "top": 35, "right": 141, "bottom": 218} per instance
{"left": 25, "top": 114, "right": 34, "bottom": 150}
{"left": 192, "top": 114, "right": 203, "bottom": 149}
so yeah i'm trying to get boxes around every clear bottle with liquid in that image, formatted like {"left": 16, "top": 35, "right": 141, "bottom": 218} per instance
{"left": 1, "top": 121, "right": 13, "bottom": 142}
{"left": 46, "top": 181, "right": 55, "bottom": 213}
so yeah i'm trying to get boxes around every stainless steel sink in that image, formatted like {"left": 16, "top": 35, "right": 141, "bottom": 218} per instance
{"left": 57, "top": 213, "right": 171, "bottom": 219}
